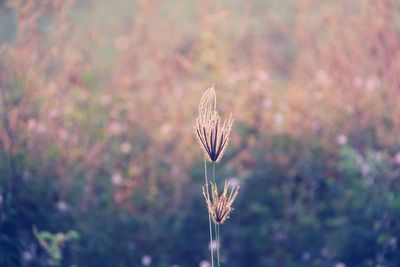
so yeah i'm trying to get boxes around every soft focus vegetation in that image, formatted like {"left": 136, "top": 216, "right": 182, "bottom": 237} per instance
{"left": 1, "top": 0, "right": 400, "bottom": 266}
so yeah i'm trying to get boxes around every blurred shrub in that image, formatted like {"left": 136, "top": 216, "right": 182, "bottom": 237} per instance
{"left": 1, "top": 0, "right": 400, "bottom": 266}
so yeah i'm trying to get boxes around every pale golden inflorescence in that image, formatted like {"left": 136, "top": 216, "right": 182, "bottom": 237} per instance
{"left": 202, "top": 180, "right": 239, "bottom": 225}
{"left": 195, "top": 86, "right": 233, "bottom": 162}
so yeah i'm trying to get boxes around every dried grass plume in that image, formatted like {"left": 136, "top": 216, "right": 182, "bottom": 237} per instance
{"left": 202, "top": 180, "right": 239, "bottom": 225}
{"left": 195, "top": 85, "right": 233, "bottom": 162}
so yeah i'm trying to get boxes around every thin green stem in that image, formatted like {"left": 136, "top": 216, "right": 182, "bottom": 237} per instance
{"left": 212, "top": 162, "right": 220, "bottom": 267}
{"left": 204, "top": 156, "right": 214, "bottom": 267}
{"left": 216, "top": 224, "right": 221, "bottom": 267}
{"left": 212, "top": 162, "right": 215, "bottom": 183}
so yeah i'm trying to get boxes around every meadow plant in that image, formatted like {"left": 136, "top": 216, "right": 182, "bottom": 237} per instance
{"left": 195, "top": 86, "right": 238, "bottom": 267}
{"left": 33, "top": 227, "right": 79, "bottom": 266}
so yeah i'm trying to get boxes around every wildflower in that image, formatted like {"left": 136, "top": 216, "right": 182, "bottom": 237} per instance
{"left": 365, "top": 76, "right": 380, "bottom": 91}
{"left": 111, "top": 172, "right": 123, "bottom": 186}
{"left": 274, "top": 113, "right": 284, "bottom": 125}
{"left": 120, "top": 142, "right": 132, "bottom": 154}
{"left": 256, "top": 69, "right": 269, "bottom": 82}
{"left": 301, "top": 251, "right": 311, "bottom": 261}
{"left": 195, "top": 86, "right": 233, "bottom": 162}
{"left": 394, "top": 152, "right": 400, "bottom": 165}
{"left": 49, "top": 108, "right": 59, "bottom": 119}
{"left": 199, "top": 260, "right": 211, "bottom": 267}
{"left": 58, "top": 129, "right": 70, "bottom": 141}
{"left": 336, "top": 134, "right": 348, "bottom": 146}
{"left": 316, "top": 70, "right": 331, "bottom": 86}
{"left": 262, "top": 98, "right": 272, "bottom": 109}
{"left": 22, "top": 251, "right": 33, "bottom": 262}
{"left": 209, "top": 240, "right": 218, "bottom": 251}
{"left": 108, "top": 121, "right": 125, "bottom": 136}
{"left": 142, "top": 255, "right": 152, "bottom": 266}
{"left": 56, "top": 201, "right": 69, "bottom": 212}
{"left": 202, "top": 180, "right": 239, "bottom": 225}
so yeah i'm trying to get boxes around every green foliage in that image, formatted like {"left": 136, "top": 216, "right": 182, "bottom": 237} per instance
{"left": 1, "top": 133, "right": 400, "bottom": 267}
{"left": 33, "top": 227, "right": 79, "bottom": 265}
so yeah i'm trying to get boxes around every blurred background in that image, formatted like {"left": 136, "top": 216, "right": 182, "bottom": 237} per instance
{"left": 1, "top": 0, "right": 400, "bottom": 266}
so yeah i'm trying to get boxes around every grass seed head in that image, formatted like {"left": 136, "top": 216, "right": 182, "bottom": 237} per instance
{"left": 202, "top": 180, "right": 239, "bottom": 225}
{"left": 195, "top": 85, "right": 233, "bottom": 162}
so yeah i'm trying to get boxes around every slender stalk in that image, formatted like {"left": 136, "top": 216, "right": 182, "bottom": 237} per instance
{"left": 216, "top": 224, "right": 220, "bottom": 267}
{"left": 212, "top": 162, "right": 220, "bottom": 267}
{"left": 212, "top": 162, "right": 218, "bottom": 238}
{"left": 212, "top": 161, "right": 215, "bottom": 183}
{"left": 204, "top": 156, "right": 214, "bottom": 267}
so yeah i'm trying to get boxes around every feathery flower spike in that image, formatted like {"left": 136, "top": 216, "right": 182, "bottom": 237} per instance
{"left": 195, "top": 86, "right": 233, "bottom": 162}
{"left": 202, "top": 180, "right": 239, "bottom": 225}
